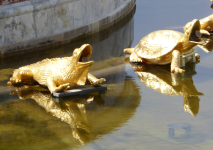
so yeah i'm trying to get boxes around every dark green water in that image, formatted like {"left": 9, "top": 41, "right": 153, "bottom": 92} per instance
{"left": 1, "top": 1, "right": 213, "bottom": 149}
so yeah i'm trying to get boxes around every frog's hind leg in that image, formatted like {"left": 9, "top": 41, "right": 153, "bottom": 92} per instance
{"left": 8, "top": 69, "right": 34, "bottom": 86}
{"left": 46, "top": 76, "right": 70, "bottom": 93}
{"left": 171, "top": 50, "right": 185, "bottom": 73}
{"left": 87, "top": 73, "right": 106, "bottom": 86}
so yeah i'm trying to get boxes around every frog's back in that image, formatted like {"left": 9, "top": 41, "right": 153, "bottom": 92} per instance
{"left": 19, "top": 57, "right": 72, "bottom": 85}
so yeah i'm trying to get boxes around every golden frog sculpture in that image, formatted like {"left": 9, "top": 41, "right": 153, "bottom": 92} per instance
{"left": 8, "top": 44, "right": 106, "bottom": 93}
{"left": 124, "top": 19, "right": 210, "bottom": 73}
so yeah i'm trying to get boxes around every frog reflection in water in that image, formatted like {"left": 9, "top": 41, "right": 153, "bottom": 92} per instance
{"left": 12, "top": 86, "right": 104, "bottom": 145}
{"left": 130, "top": 63, "right": 203, "bottom": 116}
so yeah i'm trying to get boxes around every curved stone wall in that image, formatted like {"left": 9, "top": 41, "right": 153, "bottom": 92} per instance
{"left": 0, "top": 0, "right": 136, "bottom": 57}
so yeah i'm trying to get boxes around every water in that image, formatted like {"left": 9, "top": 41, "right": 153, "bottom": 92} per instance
{"left": 1, "top": 1, "right": 213, "bottom": 149}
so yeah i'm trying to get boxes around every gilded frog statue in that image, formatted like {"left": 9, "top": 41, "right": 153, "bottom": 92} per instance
{"left": 8, "top": 44, "right": 106, "bottom": 93}
{"left": 124, "top": 19, "right": 210, "bottom": 73}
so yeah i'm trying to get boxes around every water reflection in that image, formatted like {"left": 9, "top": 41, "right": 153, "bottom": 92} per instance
{"left": 0, "top": 73, "right": 141, "bottom": 149}
{"left": 130, "top": 62, "right": 203, "bottom": 116}
{"left": 12, "top": 86, "right": 95, "bottom": 145}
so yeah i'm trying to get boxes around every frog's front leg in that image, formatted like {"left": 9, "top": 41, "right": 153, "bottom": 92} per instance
{"left": 87, "top": 73, "right": 106, "bottom": 86}
{"left": 47, "top": 77, "right": 70, "bottom": 93}
{"left": 8, "top": 69, "right": 34, "bottom": 86}
{"left": 171, "top": 50, "right": 185, "bottom": 73}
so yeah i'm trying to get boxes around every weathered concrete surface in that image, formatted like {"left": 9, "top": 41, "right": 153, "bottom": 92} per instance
{"left": 0, "top": 0, "right": 136, "bottom": 57}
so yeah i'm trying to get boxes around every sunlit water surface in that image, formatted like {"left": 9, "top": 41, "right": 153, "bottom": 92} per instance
{"left": 1, "top": 1, "right": 213, "bottom": 150}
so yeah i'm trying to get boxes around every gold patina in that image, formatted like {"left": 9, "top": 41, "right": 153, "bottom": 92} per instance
{"left": 8, "top": 44, "right": 106, "bottom": 93}
{"left": 124, "top": 19, "right": 210, "bottom": 73}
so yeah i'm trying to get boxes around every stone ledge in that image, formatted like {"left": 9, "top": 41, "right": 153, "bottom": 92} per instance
{"left": 0, "top": 0, "right": 136, "bottom": 57}
{"left": 0, "top": 0, "right": 77, "bottom": 19}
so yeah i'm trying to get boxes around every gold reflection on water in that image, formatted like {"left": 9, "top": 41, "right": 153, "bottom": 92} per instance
{"left": 12, "top": 85, "right": 95, "bottom": 145}
{"left": 130, "top": 63, "right": 203, "bottom": 116}
{"left": 0, "top": 66, "right": 141, "bottom": 149}
{"left": 3, "top": 71, "right": 141, "bottom": 147}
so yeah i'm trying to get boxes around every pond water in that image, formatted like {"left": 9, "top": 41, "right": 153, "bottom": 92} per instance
{"left": 1, "top": 0, "right": 213, "bottom": 150}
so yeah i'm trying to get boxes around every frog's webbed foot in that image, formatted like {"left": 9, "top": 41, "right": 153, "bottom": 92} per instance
{"left": 55, "top": 83, "right": 70, "bottom": 93}
{"left": 47, "top": 77, "right": 70, "bottom": 93}
{"left": 8, "top": 70, "right": 34, "bottom": 86}
{"left": 87, "top": 73, "right": 106, "bottom": 86}
{"left": 92, "top": 78, "right": 106, "bottom": 86}
{"left": 8, "top": 77, "right": 22, "bottom": 86}
{"left": 171, "top": 50, "right": 185, "bottom": 73}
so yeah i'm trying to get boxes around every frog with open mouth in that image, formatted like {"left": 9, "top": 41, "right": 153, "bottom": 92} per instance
{"left": 8, "top": 44, "right": 106, "bottom": 93}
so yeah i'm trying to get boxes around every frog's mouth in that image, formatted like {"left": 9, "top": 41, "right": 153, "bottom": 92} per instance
{"left": 186, "top": 19, "right": 210, "bottom": 44}
{"left": 74, "top": 44, "right": 94, "bottom": 66}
